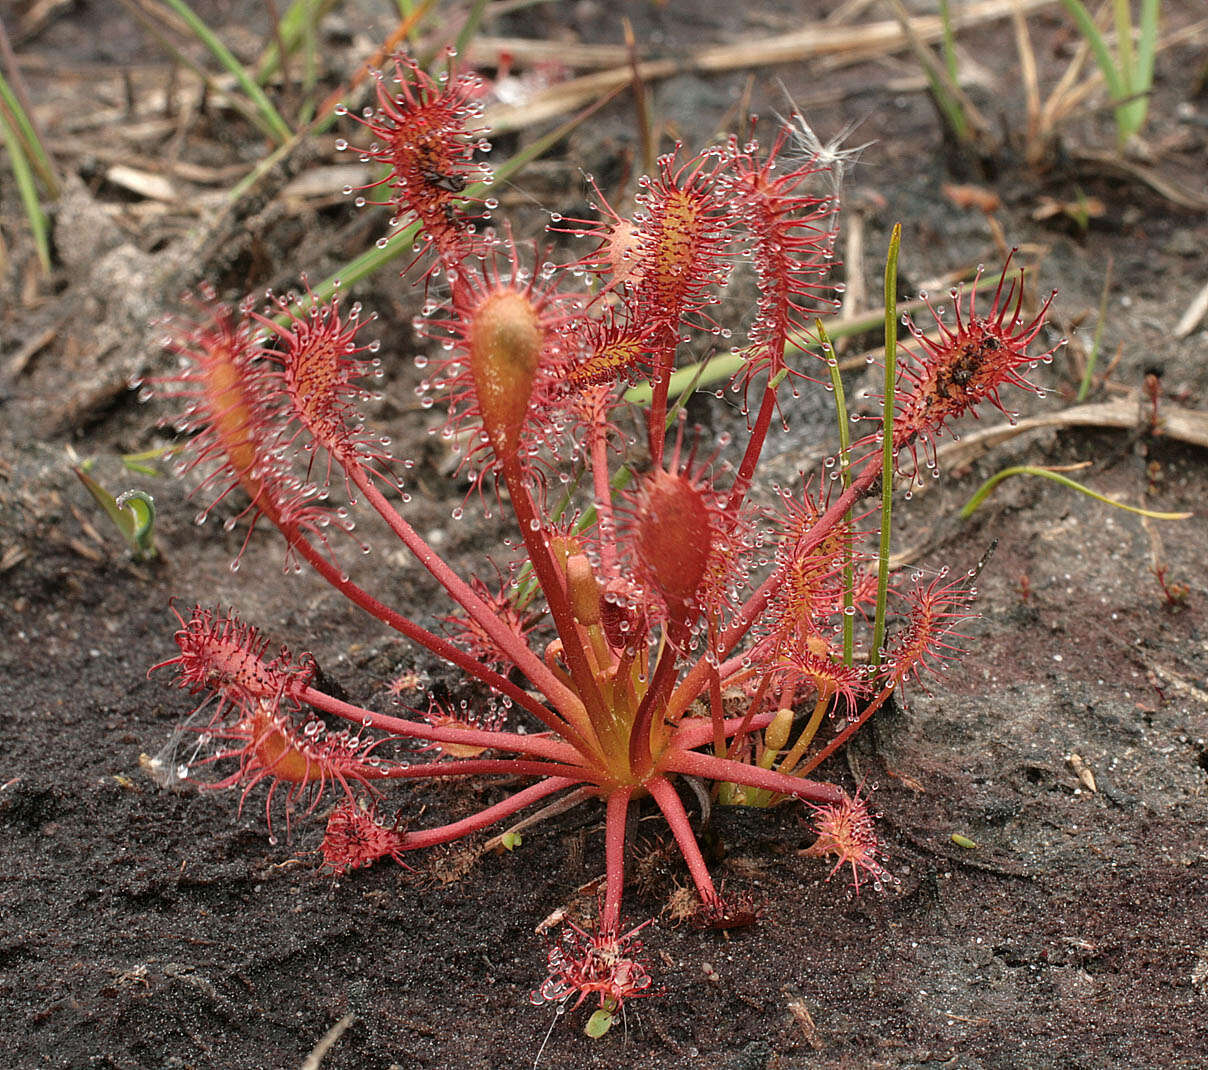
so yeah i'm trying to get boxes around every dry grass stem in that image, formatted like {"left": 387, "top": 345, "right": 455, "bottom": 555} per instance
{"left": 484, "top": 0, "right": 1056, "bottom": 133}
{"left": 1173, "top": 279, "right": 1208, "bottom": 339}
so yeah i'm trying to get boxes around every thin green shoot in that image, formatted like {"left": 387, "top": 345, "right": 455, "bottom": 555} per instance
{"left": 453, "top": 0, "right": 491, "bottom": 60}
{"left": 0, "top": 68, "right": 58, "bottom": 197}
{"left": 939, "top": 0, "right": 960, "bottom": 83}
{"left": 160, "top": 0, "right": 294, "bottom": 145}
{"left": 885, "top": 0, "right": 971, "bottom": 144}
{"left": 292, "top": 11, "right": 320, "bottom": 126}
{"left": 1069, "top": 186, "right": 1095, "bottom": 234}
{"left": 1076, "top": 255, "right": 1113, "bottom": 401}
{"left": 871, "top": 224, "right": 901, "bottom": 670}
{"left": 255, "top": 0, "right": 334, "bottom": 88}
{"left": 121, "top": 444, "right": 183, "bottom": 477}
{"left": 818, "top": 317, "right": 855, "bottom": 666}
{"left": 959, "top": 461, "right": 1191, "bottom": 522}
{"left": 0, "top": 102, "right": 50, "bottom": 273}
{"left": 1059, "top": 0, "right": 1160, "bottom": 147}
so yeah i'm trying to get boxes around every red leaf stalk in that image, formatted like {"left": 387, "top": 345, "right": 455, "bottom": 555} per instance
{"left": 147, "top": 71, "right": 1062, "bottom": 1015}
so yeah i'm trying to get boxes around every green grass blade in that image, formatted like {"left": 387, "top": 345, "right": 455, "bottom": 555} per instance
{"left": 1112, "top": 0, "right": 1135, "bottom": 88}
{"left": 255, "top": 0, "right": 334, "bottom": 86}
{"left": 921, "top": 2, "right": 968, "bottom": 142}
{"left": 1063, "top": 0, "right": 1125, "bottom": 100}
{"left": 453, "top": 0, "right": 490, "bottom": 59}
{"left": 1110, "top": 0, "right": 1149, "bottom": 143}
{"left": 1135, "top": 0, "right": 1160, "bottom": 90}
{"left": 0, "top": 69, "right": 57, "bottom": 196}
{"left": 1117, "top": 0, "right": 1161, "bottom": 142}
{"left": 870, "top": 224, "right": 902, "bottom": 670}
{"left": 1059, "top": 0, "right": 1126, "bottom": 101}
{"left": 819, "top": 318, "right": 855, "bottom": 666}
{"left": 959, "top": 464, "right": 1192, "bottom": 521}
{"left": 886, "top": 0, "right": 968, "bottom": 142}
{"left": 1076, "top": 256, "right": 1113, "bottom": 402}
{"left": 160, "top": 0, "right": 294, "bottom": 144}
{"left": 0, "top": 104, "right": 51, "bottom": 273}
{"left": 938, "top": 0, "right": 960, "bottom": 82}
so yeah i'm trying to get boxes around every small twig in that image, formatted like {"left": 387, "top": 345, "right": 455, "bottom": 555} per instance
{"left": 299, "top": 1014, "right": 356, "bottom": 1070}
{"left": 1173, "top": 278, "right": 1208, "bottom": 340}
{"left": 482, "top": 0, "right": 1057, "bottom": 134}
{"left": 482, "top": 786, "right": 593, "bottom": 851}
{"left": 622, "top": 17, "right": 655, "bottom": 177}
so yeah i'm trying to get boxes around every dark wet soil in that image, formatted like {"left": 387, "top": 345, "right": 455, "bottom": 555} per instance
{"left": 2, "top": 1, "right": 1207, "bottom": 1068}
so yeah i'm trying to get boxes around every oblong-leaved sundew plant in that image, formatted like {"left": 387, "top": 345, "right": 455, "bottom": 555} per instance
{"left": 144, "top": 53, "right": 1062, "bottom": 1023}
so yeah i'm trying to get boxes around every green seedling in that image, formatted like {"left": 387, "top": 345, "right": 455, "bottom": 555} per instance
{"left": 584, "top": 1003, "right": 618, "bottom": 1038}
{"left": 820, "top": 318, "right": 856, "bottom": 667}
{"left": 74, "top": 465, "right": 158, "bottom": 560}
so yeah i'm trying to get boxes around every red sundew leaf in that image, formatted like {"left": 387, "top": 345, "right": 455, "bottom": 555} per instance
{"left": 722, "top": 126, "right": 838, "bottom": 383}
{"left": 338, "top": 54, "right": 489, "bottom": 266}
{"left": 321, "top": 799, "right": 410, "bottom": 875}
{"left": 691, "top": 886, "right": 761, "bottom": 930}
{"left": 420, "top": 247, "right": 580, "bottom": 478}
{"left": 467, "top": 289, "right": 544, "bottom": 459}
{"left": 204, "top": 701, "right": 393, "bottom": 833}
{"left": 631, "top": 468, "right": 715, "bottom": 612}
{"left": 779, "top": 641, "right": 870, "bottom": 720}
{"left": 252, "top": 289, "right": 399, "bottom": 492}
{"left": 149, "top": 292, "right": 359, "bottom": 559}
{"left": 438, "top": 572, "right": 540, "bottom": 672}
{"left": 802, "top": 788, "right": 893, "bottom": 895}
{"left": 562, "top": 309, "right": 650, "bottom": 392}
{"left": 611, "top": 145, "right": 733, "bottom": 332}
{"left": 416, "top": 696, "right": 504, "bottom": 759}
{"left": 886, "top": 569, "right": 979, "bottom": 689}
{"left": 883, "top": 254, "right": 1063, "bottom": 471}
{"left": 150, "top": 603, "right": 314, "bottom": 722}
{"left": 533, "top": 919, "right": 658, "bottom": 1011}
